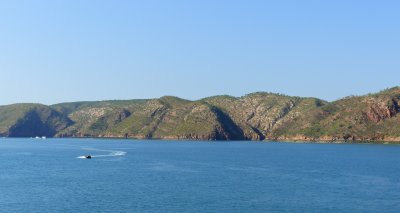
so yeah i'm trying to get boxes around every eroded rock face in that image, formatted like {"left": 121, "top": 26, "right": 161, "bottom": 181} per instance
{"left": 365, "top": 100, "right": 399, "bottom": 123}
{"left": 1, "top": 87, "right": 400, "bottom": 142}
{"left": 114, "top": 109, "right": 131, "bottom": 122}
{"left": 390, "top": 99, "right": 400, "bottom": 113}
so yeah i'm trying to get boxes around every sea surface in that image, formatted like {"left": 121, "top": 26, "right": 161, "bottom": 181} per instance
{"left": 0, "top": 138, "right": 400, "bottom": 212}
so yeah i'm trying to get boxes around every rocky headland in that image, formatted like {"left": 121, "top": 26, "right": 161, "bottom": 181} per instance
{"left": 0, "top": 87, "right": 399, "bottom": 143}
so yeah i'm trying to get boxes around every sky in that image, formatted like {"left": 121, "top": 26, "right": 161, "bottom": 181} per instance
{"left": 0, "top": 0, "right": 399, "bottom": 105}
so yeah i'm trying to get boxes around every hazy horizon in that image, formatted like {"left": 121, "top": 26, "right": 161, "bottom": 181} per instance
{"left": 1, "top": 0, "right": 399, "bottom": 105}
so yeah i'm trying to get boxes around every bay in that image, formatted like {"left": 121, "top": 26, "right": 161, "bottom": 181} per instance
{"left": 0, "top": 138, "right": 399, "bottom": 212}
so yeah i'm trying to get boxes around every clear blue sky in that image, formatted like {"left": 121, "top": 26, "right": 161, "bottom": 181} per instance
{"left": 0, "top": 0, "right": 399, "bottom": 105}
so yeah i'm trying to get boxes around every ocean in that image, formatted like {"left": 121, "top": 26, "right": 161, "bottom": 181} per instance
{"left": 0, "top": 138, "right": 399, "bottom": 212}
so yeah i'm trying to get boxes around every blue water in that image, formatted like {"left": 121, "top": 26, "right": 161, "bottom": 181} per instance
{"left": 0, "top": 139, "right": 400, "bottom": 212}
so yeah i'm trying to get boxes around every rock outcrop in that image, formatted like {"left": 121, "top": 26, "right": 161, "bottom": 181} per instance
{"left": 0, "top": 87, "right": 399, "bottom": 142}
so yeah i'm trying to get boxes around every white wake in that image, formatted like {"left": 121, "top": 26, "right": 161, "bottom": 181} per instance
{"left": 77, "top": 148, "right": 127, "bottom": 159}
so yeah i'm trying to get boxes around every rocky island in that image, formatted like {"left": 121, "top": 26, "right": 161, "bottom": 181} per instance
{"left": 0, "top": 87, "right": 399, "bottom": 142}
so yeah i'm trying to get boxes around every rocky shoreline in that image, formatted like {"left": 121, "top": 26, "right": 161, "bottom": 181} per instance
{"left": 1, "top": 87, "right": 399, "bottom": 142}
{"left": 48, "top": 134, "right": 400, "bottom": 144}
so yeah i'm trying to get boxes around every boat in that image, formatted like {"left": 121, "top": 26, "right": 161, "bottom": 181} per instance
{"left": 85, "top": 155, "right": 92, "bottom": 159}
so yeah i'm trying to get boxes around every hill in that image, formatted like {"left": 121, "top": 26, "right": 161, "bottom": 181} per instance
{"left": 0, "top": 87, "right": 399, "bottom": 142}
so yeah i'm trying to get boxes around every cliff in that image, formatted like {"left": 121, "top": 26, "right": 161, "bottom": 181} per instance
{"left": 1, "top": 87, "right": 399, "bottom": 142}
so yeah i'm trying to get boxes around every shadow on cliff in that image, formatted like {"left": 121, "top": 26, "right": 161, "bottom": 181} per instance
{"left": 210, "top": 106, "right": 247, "bottom": 140}
{"left": 8, "top": 108, "right": 73, "bottom": 137}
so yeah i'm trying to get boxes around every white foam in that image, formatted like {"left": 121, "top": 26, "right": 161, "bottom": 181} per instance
{"left": 77, "top": 148, "right": 127, "bottom": 159}
{"left": 90, "top": 151, "right": 127, "bottom": 158}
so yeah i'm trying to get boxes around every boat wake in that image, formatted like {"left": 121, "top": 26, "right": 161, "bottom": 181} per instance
{"left": 77, "top": 148, "right": 127, "bottom": 159}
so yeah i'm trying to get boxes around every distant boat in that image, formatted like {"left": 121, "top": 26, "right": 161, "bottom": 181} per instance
{"left": 34, "top": 136, "right": 47, "bottom": 140}
{"left": 85, "top": 155, "right": 92, "bottom": 159}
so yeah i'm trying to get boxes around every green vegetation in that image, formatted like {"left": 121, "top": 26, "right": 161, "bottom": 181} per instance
{"left": 0, "top": 87, "right": 399, "bottom": 142}
{"left": 0, "top": 104, "right": 72, "bottom": 137}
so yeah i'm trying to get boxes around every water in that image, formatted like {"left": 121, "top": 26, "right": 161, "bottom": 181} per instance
{"left": 0, "top": 138, "right": 400, "bottom": 212}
